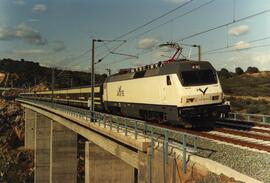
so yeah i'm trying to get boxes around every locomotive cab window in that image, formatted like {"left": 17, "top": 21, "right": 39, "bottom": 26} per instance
{"left": 181, "top": 69, "right": 217, "bottom": 86}
{"left": 166, "top": 75, "right": 172, "bottom": 85}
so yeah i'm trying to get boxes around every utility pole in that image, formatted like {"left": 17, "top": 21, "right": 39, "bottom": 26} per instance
{"left": 34, "top": 77, "right": 37, "bottom": 86}
{"left": 51, "top": 68, "right": 55, "bottom": 107}
{"left": 91, "top": 39, "right": 95, "bottom": 117}
{"left": 198, "top": 45, "right": 201, "bottom": 61}
{"left": 4, "top": 73, "right": 9, "bottom": 88}
{"left": 106, "top": 68, "right": 111, "bottom": 76}
{"left": 91, "top": 39, "right": 105, "bottom": 119}
{"left": 70, "top": 78, "right": 73, "bottom": 88}
{"left": 192, "top": 45, "right": 201, "bottom": 61}
{"left": 90, "top": 38, "right": 128, "bottom": 119}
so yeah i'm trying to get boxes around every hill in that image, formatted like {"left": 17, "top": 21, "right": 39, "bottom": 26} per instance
{"left": 218, "top": 70, "right": 270, "bottom": 115}
{"left": 220, "top": 71, "right": 270, "bottom": 97}
{"left": 0, "top": 58, "right": 107, "bottom": 89}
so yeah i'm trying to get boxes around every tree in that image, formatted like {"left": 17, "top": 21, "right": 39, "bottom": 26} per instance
{"left": 235, "top": 67, "right": 244, "bottom": 75}
{"left": 246, "top": 67, "right": 259, "bottom": 74}
{"left": 219, "top": 68, "right": 230, "bottom": 78}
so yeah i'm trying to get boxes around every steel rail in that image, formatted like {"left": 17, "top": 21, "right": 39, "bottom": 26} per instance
{"left": 214, "top": 128, "right": 270, "bottom": 141}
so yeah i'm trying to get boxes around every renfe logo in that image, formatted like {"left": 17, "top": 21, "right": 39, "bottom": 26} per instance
{"left": 197, "top": 87, "right": 208, "bottom": 95}
{"left": 117, "top": 86, "right": 124, "bottom": 97}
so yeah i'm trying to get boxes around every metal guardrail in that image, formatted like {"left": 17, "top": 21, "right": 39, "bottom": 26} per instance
{"left": 227, "top": 112, "right": 270, "bottom": 124}
{"left": 0, "top": 87, "right": 19, "bottom": 90}
{"left": 19, "top": 98, "right": 199, "bottom": 174}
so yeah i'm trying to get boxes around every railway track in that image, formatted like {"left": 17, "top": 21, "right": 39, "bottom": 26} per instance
{"left": 20, "top": 98, "right": 270, "bottom": 156}
{"left": 216, "top": 119, "right": 270, "bottom": 134}
{"left": 214, "top": 127, "right": 270, "bottom": 141}
{"left": 148, "top": 120, "right": 270, "bottom": 153}
{"left": 202, "top": 120, "right": 270, "bottom": 153}
{"left": 200, "top": 130, "right": 270, "bottom": 153}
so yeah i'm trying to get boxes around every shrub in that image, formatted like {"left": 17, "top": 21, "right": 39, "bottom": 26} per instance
{"left": 246, "top": 67, "right": 259, "bottom": 73}
{"left": 235, "top": 67, "right": 244, "bottom": 75}
{"left": 219, "top": 68, "right": 231, "bottom": 79}
{"left": 246, "top": 104, "right": 260, "bottom": 114}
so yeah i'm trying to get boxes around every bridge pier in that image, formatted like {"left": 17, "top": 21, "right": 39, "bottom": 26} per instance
{"left": 138, "top": 151, "right": 150, "bottom": 183}
{"left": 85, "top": 141, "right": 135, "bottom": 183}
{"left": 150, "top": 150, "right": 178, "bottom": 183}
{"left": 35, "top": 113, "right": 51, "bottom": 183}
{"left": 139, "top": 149, "right": 207, "bottom": 183}
{"left": 24, "top": 108, "right": 35, "bottom": 150}
{"left": 25, "top": 109, "right": 78, "bottom": 183}
{"left": 50, "top": 121, "right": 77, "bottom": 183}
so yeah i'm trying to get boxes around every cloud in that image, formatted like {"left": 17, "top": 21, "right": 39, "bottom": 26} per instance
{"left": 28, "top": 19, "right": 40, "bottom": 22}
{"left": 16, "top": 24, "right": 47, "bottom": 45}
{"left": 151, "top": 45, "right": 176, "bottom": 60}
{"left": 153, "top": 51, "right": 174, "bottom": 60}
{"left": 52, "top": 41, "right": 66, "bottom": 52}
{"left": 0, "top": 27, "right": 16, "bottom": 40}
{"left": 228, "top": 25, "right": 249, "bottom": 36}
{"left": 32, "top": 4, "right": 47, "bottom": 13}
{"left": 153, "top": 51, "right": 164, "bottom": 59}
{"left": 0, "top": 17, "right": 8, "bottom": 25}
{"left": 0, "top": 23, "right": 47, "bottom": 45}
{"left": 138, "top": 38, "right": 159, "bottom": 49}
{"left": 162, "top": 0, "right": 188, "bottom": 4}
{"left": 254, "top": 54, "right": 270, "bottom": 66}
{"left": 13, "top": 49, "right": 49, "bottom": 55}
{"left": 159, "top": 46, "right": 174, "bottom": 52}
{"left": 10, "top": 49, "right": 60, "bottom": 68}
{"left": 226, "top": 52, "right": 270, "bottom": 71}
{"left": 13, "top": 0, "right": 25, "bottom": 6}
{"left": 234, "top": 41, "right": 251, "bottom": 50}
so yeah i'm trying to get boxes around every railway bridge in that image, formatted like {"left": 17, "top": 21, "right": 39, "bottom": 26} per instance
{"left": 18, "top": 98, "right": 263, "bottom": 183}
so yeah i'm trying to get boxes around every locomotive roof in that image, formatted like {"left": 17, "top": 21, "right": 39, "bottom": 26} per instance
{"left": 105, "top": 60, "right": 215, "bottom": 83}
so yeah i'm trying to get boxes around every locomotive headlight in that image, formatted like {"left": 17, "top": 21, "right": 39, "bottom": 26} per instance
{"left": 212, "top": 95, "right": 219, "bottom": 100}
{"left": 186, "top": 98, "right": 195, "bottom": 103}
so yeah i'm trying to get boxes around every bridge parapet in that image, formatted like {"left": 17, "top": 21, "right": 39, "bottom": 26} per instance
{"left": 227, "top": 112, "right": 270, "bottom": 124}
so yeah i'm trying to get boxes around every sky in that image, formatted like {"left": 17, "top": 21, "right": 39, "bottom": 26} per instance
{"left": 0, "top": 0, "right": 270, "bottom": 74}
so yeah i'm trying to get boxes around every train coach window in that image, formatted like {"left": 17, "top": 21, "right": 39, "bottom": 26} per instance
{"left": 166, "top": 75, "right": 172, "bottom": 85}
{"left": 133, "top": 70, "right": 146, "bottom": 79}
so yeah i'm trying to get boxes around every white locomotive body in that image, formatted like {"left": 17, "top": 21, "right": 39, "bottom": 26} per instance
{"left": 103, "top": 60, "right": 229, "bottom": 126}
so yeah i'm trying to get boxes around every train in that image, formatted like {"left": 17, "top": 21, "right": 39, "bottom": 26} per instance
{"left": 20, "top": 59, "right": 230, "bottom": 128}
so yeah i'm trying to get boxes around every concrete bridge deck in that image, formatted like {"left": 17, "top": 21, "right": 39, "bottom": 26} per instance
{"left": 18, "top": 98, "right": 261, "bottom": 183}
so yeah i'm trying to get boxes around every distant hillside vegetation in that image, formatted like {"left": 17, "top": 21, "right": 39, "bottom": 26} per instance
{"left": 218, "top": 67, "right": 270, "bottom": 114}
{"left": 227, "top": 96, "right": 270, "bottom": 115}
{"left": 0, "top": 58, "right": 107, "bottom": 89}
{"left": 218, "top": 67, "right": 270, "bottom": 97}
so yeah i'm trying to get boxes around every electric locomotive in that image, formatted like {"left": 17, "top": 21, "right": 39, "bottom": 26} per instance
{"left": 19, "top": 43, "right": 230, "bottom": 127}
{"left": 103, "top": 59, "right": 229, "bottom": 127}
